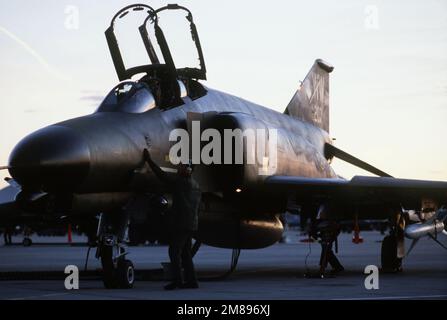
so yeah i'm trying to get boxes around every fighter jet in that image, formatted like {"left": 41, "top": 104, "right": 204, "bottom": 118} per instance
{"left": 1, "top": 4, "right": 446, "bottom": 288}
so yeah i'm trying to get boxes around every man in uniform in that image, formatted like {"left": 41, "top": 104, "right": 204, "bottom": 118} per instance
{"left": 311, "top": 203, "right": 344, "bottom": 277}
{"left": 142, "top": 149, "right": 202, "bottom": 290}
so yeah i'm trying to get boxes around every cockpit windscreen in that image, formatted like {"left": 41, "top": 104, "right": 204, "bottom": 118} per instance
{"left": 96, "top": 82, "right": 156, "bottom": 113}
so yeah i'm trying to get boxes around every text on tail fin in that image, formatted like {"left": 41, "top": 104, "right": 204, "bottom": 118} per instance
{"left": 284, "top": 59, "right": 334, "bottom": 132}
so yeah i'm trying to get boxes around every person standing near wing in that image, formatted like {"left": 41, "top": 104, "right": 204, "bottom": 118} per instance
{"left": 311, "top": 203, "right": 344, "bottom": 277}
{"left": 142, "top": 149, "right": 202, "bottom": 290}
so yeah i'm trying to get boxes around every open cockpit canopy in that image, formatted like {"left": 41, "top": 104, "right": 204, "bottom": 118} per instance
{"left": 104, "top": 3, "right": 207, "bottom": 110}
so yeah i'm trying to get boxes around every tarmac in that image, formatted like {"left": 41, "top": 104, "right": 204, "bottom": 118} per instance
{"left": 0, "top": 231, "right": 446, "bottom": 300}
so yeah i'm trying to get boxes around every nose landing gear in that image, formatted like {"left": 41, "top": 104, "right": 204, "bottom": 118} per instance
{"left": 96, "top": 212, "right": 135, "bottom": 289}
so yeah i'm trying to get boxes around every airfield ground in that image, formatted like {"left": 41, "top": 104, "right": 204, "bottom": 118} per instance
{"left": 0, "top": 231, "right": 446, "bottom": 300}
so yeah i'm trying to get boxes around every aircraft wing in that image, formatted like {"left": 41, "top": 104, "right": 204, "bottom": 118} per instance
{"left": 0, "top": 185, "right": 21, "bottom": 224}
{"left": 265, "top": 175, "right": 447, "bottom": 209}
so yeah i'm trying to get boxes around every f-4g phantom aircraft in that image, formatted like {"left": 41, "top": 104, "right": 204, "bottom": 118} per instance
{"left": 1, "top": 4, "right": 447, "bottom": 288}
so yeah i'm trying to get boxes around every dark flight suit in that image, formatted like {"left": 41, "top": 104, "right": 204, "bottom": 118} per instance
{"left": 146, "top": 157, "right": 202, "bottom": 286}
{"left": 312, "top": 219, "right": 344, "bottom": 274}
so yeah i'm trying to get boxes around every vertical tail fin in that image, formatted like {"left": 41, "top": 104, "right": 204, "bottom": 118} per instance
{"left": 284, "top": 59, "right": 334, "bottom": 132}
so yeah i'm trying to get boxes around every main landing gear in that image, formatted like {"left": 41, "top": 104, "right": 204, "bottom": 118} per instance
{"left": 381, "top": 210, "right": 405, "bottom": 273}
{"left": 381, "top": 233, "right": 402, "bottom": 273}
{"left": 96, "top": 211, "right": 135, "bottom": 289}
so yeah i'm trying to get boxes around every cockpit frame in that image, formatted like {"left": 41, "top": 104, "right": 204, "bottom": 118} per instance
{"left": 105, "top": 3, "right": 207, "bottom": 82}
{"left": 105, "top": 4, "right": 160, "bottom": 81}
{"left": 146, "top": 4, "right": 207, "bottom": 81}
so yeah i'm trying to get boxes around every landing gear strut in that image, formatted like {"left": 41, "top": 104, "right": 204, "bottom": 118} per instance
{"left": 381, "top": 210, "right": 405, "bottom": 273}
{"left": 381, "top": 233, "right": 402, "bottom": 272}
{"left": 96, "top": 211, "right": 135, "bottom": 289}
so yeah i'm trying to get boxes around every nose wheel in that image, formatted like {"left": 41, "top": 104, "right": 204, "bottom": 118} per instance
{"left": 22, "top": 237, "right": 32, "bottom": 247}
{"left": 117, "top": 259, "right": 135, "bottom": 289}
{"left": 98, "top": 243, "right": 134, "bottom": 289}
{"left": 96, "top": 212, "right": 135, "bottom": 289}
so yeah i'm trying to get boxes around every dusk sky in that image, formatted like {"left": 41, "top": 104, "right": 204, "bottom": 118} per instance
{"left": 0, "top": 0, "right": 446, "bottom": 188}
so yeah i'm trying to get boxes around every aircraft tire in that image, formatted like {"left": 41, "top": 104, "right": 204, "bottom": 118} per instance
{"left": 381, "top": 235, "right": 401, "bottom": 272}
{"left": 22, "top": 238, "right": 32, "bottom": 247}
{"left": 116, "top": 259, "right": 134, "bottom": 289}
{"left": 100, "top": 245, "right": 118, "bottom": 289}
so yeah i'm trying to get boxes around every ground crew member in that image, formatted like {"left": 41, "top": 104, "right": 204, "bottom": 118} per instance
{"left": 311, "top": 204, "right": 344, "bottom": 276}
{"left": 142, "top": 149, "right": 202, "bottom": 290}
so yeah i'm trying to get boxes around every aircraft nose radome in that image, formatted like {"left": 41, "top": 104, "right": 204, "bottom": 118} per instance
{"left": 8, "top": 125, "right": 90, "bottom": 190}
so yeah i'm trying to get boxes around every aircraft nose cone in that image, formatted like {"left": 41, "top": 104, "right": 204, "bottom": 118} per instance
{"left": 8, "top": 126, "right": 90, "bottom": 190}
